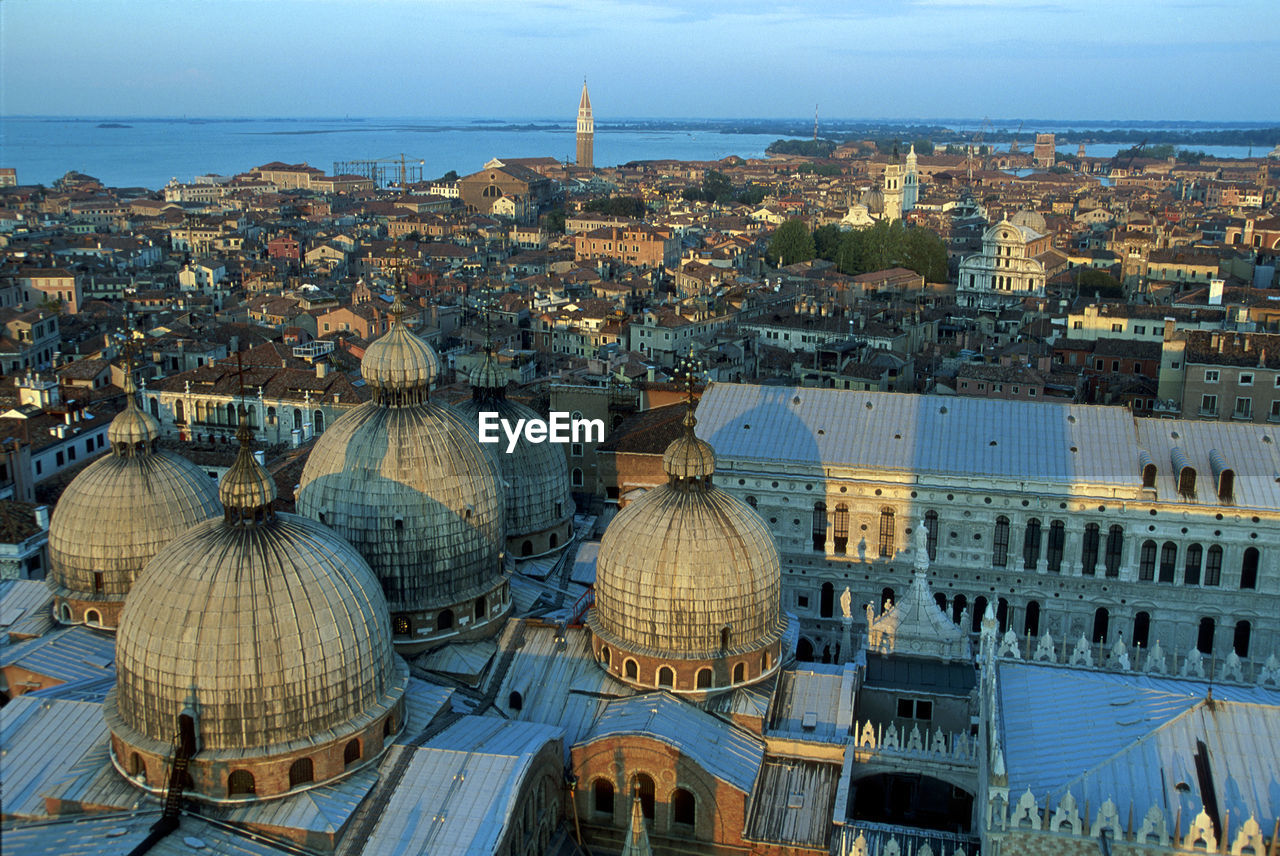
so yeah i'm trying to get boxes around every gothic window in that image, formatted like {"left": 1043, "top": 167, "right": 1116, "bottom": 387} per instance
{"left": 1133, "top": 611, "right": 1151, "bottom": 649}
{"left": 878, "top": 508, "right": 895, "bottom": 557}
{"left": 812, "top": 501, "right": 826, "bottom": 551}
{"left": 1082, "top": 523, "right": 1100, "bottom": 575}
{"left": 1046, "top": 521, "right": 1065, "bottom": 572}
{"left": 834, "top": 504, "right": 849, "bottom": 554}
{"left": 1205, "top": 546, "right": 1223, "bottom": 586}
{"left": 992, "top": 516, "right": 1010, "bottom": 567}
{"left": 1159, "top": 542, "right": 1178, "bottom": 583}
{"left": 1197, "top": 617, "right": 1215, "bottom": 654}
{"left": 1241, "top": 547, "right": 1259, "bottom": 589}
{"left": 1139, "top": 540, "right": 1157, "bottom": 581}
{"left": 925, "top": 510, "right": 938, "bottom": 560}
{"left": 1234, "top": 620, "right": 1251, "bottom": 657}
{"left": 1023, "top": 600, "right": 1040, "bottom": 637}
{"left": 1092, "top": 607, "right": 1109, "bottom": 644}
{"left": 1023, "top": 519, "right": 1041, "bottom": 570}
{"left": 1104, "top": 526, "right": 1123, "bottom": 578}
{"left": 1185, "top": 543, "right": 1203, "bottom": 585}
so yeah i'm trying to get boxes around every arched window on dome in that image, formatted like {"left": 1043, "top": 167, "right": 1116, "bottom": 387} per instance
{"left": 624, "top": 658, "right": 638, "bottom": 680}
{"left": 733, "top": 661, "right": 745, "bottom": 683}
{"left": 695, "top": 668, "right": 712, "bottom": 689}
{"left": 509, "top": 691, "right": 523, "bottom": 711}
{"left": 521, "top": 540, "right": 533, "bottom": 556}
{"left": 436, "top": 609, "right": 454, "bottom": 631}
{"left": 600, "top": 645, "right": 610, "bottom": 666}
{"left": 85, "top": 609, "right": 101, "bottom": 626}
{"left": 549, "top": 532, "right": 558, "bottom": 549}
{"left": 383, "top": 714, "right": 396, "bottom": 738}
{"left": 228, "top": 769, "right": 255, "bottom": 797}
{"left": 128, "top": 752, "right": 144, "bottom": 777}
{"left": 593, "top": 778, "right": 614, "bottom": 816}
{"left": 657, "top": 666, "right": 675, "bottom": 688}
{"left": 475, "top": 597, "right": 486, "bottom": 620}
{"left": 288, "top": 758, "right": 313, "bottom": 789}
{"left": 720, "top": 626, "right": 731, "bottom": 651}
{"left": 93, "top": 572, "right": 104, "bottom": 594}
{"left": 60, "top": 602, "right": 72, "bottom": 623}
{"left": 393, "top": 615, "right": 410, "bottom": 636}
{"left": 672, "top": 788, "right": 696, "bottom": 830}
{"left": 762, "top": 650, "right": 771, "bottom": 671}
{"left": 632, "top": 774, "right": 655, "bottom": 820}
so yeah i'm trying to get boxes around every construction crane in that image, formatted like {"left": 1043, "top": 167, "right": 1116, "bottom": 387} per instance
{"left": 331, "top": 154, "right": 426, "bottom": 189}
{"left": 966, "top": 117, "right": 993, "bottom": 183}
{"left": 1008, "top": 121, "right": 1025, "bottom": 154}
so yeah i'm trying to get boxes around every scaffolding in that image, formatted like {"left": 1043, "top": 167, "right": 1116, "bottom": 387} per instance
{"left": 331, "top": 154, "right": 425, "bottom": 189}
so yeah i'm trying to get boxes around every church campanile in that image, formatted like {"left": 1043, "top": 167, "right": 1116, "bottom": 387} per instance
{"left": 576, "top": 80, "right": 593, "bottom": 169}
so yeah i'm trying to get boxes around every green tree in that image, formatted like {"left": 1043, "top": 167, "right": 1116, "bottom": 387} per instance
{"left": 736, "top": 184, "right": 768, "bottom": 206}
{"left": 584, "top": 196, "right": 646, "bottom": 218}
{"left": 768, "top": 219, "right": 815, "bottom": 267}
{"left": 812, "top": 224, "right": 843, "bottom": 261}
{"left": 911, "top": 138, "right": 935, "bottom": 156}
{"left": 1076, "top": 267, "right": 1124, "bottom": 298}
{"left": 542, "top": 206, "right": 566, "bottom": 233}
{"left": 702, "top": 170, "right": 734, "bottom": 204}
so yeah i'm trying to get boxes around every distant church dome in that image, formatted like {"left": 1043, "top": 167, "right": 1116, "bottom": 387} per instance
{"left": 453, "top": 348, "right": 574, "bottom": 559}
{"left": 1009, "top": 209, "right": 1047, "bottom": 235}
{"left": 297, "top": 295, "right": 508, "bottom": 653}
{"left": 861, "top": 188, "right": 885, "bottom": 215}
{"left": 589, "top": 405, "right": 783, "bottom": 693}
{"left": 105, "top": 418, "right": 407, "bottom": 802}
{"left": 47, "top": 376, "right": 221, "bottom": 630}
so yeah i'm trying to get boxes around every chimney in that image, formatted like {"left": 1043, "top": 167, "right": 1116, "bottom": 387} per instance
{"left": 34, "top": 505, "right": 49, "bottom": 530}
{"left": 1209, "top": 278, "right": 1224, "bottom": 306}
{"left": 316, "top": 361, "right": 328, "bottom": 379}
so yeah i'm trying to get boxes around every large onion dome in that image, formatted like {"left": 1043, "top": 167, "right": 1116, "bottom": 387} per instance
{"left": 47, "top": 375, "right": 221, "bottom": 630}
{"left": 104, "top": 417, "right": 407, "bottom": 803}
{"left": 453, "top": 348, "right": 574, "bottom": 560}
{"left": 589, "top": 405, "right": 783, "bottom": 694}
{"left": 296, "top": 295, "right": 508, "bottom": 653}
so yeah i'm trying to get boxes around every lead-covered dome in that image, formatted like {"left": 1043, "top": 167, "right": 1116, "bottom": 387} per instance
{"left": 297, "top": 298, "right": 508, "bottom": 653}
{"left": 453, "top": 349, "right": 573, "bottom": 559}
{"left": 589, "top": 406, "right": 783, "bottom": 693}
{"left": 47, "top": 376, "right": 221, "bottom": 630}
{"left": 361, "top": 294, "right": 440, "bottom": 400}
{"left": 105, "top": 420, "right": 407, "bottom": 802}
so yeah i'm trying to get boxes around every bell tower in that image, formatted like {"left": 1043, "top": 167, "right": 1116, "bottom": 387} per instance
{"left": 576, "top": 79, "right": 594, "bottom": 170}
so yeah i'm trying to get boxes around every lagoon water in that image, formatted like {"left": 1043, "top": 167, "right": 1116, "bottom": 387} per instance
{"left": 1, "top": 116, "right": 781, "bottom": 190}
{"left": 0, "top": 116, "right": 1268, "bottom": 190}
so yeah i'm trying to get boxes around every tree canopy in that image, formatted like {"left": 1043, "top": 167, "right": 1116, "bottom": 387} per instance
{"left": 582, "top": 196, "right": 646, "bottom": 218}
{"left": 768, "top": 219, "right": 816, "bottom": 267}
{"left": 816, "top": 220, "right": 948, "bottom": 282}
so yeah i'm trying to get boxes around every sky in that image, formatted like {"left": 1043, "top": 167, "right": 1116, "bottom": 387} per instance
{"left": 1, "top": 0, "right": 1277, "bottom": 121}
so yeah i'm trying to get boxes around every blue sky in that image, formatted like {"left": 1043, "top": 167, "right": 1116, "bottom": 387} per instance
{"left": 2, "top": 0, "right": 1276, "bottom": 120}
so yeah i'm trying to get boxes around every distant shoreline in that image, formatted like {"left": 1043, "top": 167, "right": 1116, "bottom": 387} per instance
{"left": 10, "top": 115, "right": 1278, "bottom": 147}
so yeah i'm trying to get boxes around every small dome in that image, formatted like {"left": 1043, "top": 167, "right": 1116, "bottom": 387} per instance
{"left": 361, "top": 296, "right": 440, "bottom": 401}
{"left": 861, "top": 188, "right": 885, "bottom": 214}
{"left": 469, "top": 348, "right": 505, "bottom": 392}
{"left": 1009, "top": 209, "right": 1047, "bottom": 235}
{"left": 454, "top": 388, "right": 574, "bottom": 557}
{"left": 107, "top": 378, "right": 160, "bottom": 450}
{"left": 218, "top": 421, "right": 277, "bottom": 516}
{"left": 106, "top": 431, "right": 406, "bottom": 801}
{"left": 590, "top": 409, "right": 782, "bottom": 687}
{"left": 661, "top": 410, "right": 715, "bottom": 482}
{"left": 48, "top": 382, "right": 221, "bottom": 628}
